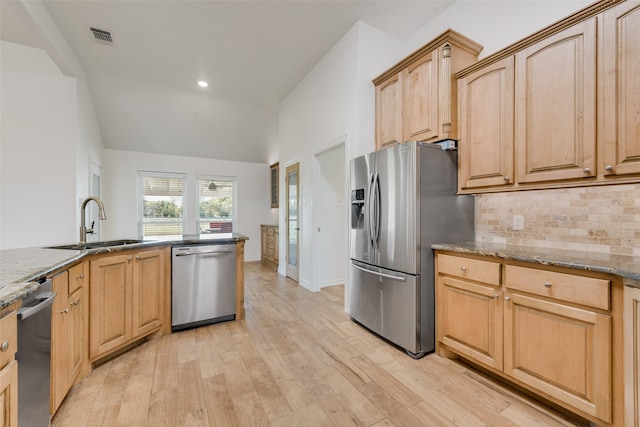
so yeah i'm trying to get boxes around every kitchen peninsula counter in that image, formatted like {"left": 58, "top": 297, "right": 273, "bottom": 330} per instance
{"left": 0, "top": 233, "right": 248, "bottom": 308}
{"left": 432, "top": 241, "right": 640, "bottom": 286}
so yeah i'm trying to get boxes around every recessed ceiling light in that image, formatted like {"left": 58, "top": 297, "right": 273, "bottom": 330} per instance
{"left": 197, "top": 80, "right": 208, "bottom": 88}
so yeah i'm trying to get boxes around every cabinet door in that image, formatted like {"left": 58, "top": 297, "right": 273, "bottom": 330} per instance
{"left": 0, "top": 361, "right": 17, "bottom": 427}
{"left": 437, "top": 276, "right": 503, "bottom": 370}
{"left": 131, "top": 249, "right": 163, "bottom": 339}
{"left": 625, "top": 286, "right": 640, "bottom": 427}
{"left": 516, "top": 18, "right": 597, "bottom": 183}
{"left": 458, "top": 57, "right": 515, "bottom": 190}
{"left": 504, "top": 293, "right": 611, "bottom": 422}
{"left": 602, "top": 2, "right": 640, "bottom": 178}
{"left": 50, "top": 271, "right": 69, "bottom": 414}
{"left": 68, "top": 287, "right": 84, "bottom": 386}
{"left": 90, "top": 254, "right": 131, "bottom": 358}
{"left": 375, "top": 73, "right": 403, "bottom": 150}
{"left": 403, "top": 51, "right": 439, "bottom": 142}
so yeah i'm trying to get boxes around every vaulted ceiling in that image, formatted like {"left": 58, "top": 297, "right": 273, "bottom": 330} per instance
{"left": 4, "top": 1, "right": 455, "bottom": 163}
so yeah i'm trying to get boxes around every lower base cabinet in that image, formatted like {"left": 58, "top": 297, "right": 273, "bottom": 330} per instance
{"left": 0, "top": 306, "right": 18, "bottom": 427}
{"left": 625, "top": 286, "right": 640, "bottom": 427}
{"left": 89, "top": 248, "right": 165, "bottom": 360}
{"left": 436, "top": 251, "right": 623, "bottom": 426}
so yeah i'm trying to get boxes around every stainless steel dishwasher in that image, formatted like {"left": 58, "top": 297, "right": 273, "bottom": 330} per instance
{"left": 171, "top": 243, "right": 236, "bottom": 331}
{"left": 16, "top": 278, "right": 56, "bottom": 427}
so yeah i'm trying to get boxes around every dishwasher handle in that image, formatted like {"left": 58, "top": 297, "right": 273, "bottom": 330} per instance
{"left": 174, "top": 249, "right": 233, "bottom": 257}
{"left": 18, "top": 291, "right": 57, "bottom": 321}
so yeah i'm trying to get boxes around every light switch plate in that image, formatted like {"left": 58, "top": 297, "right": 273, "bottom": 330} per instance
{"left": 513, "top": 215, "right": 524, "bottom": 231}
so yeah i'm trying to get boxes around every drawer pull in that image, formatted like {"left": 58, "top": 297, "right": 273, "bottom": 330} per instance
{"left": 583, "top": 168, "right": 591, "bottom": 174}
{"left": 60, "top": 309, "right": 69, "bottom": 315}
{"left": 70, "top": 300, "right": 79, "bottom": 306}
{"left": 0, "top": 341, "right": 9, "bottom": 352}
{"left": 544, "top": 281, "right": 552, "bottom": 288}
{"left": 493, "top": 294, "right": 500, "bottom": 299}
{"left": 75, "top": 274, "right": 84, "bottom": 279}
{"left": 504, "top": 296, "right": 511, "bottom": 302}
{"left": 460, "top": 266, "right": 467, "bottom": 272}
{"left": 605, "top": 165, "right": 614, "bottom": 172}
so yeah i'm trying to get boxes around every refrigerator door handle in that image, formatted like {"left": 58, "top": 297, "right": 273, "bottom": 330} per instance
{"left": 367, "top": 173, "right": 376, "bottom": 249}
{"left": 352, "top": 263, "right": 406, "bottom": 282}
{"left": 374, "top": 172, "right": 381, "bottom": 247}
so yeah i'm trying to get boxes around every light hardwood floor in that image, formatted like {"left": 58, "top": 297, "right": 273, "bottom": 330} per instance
{"left": 52, "top": 261, "right": 587, "bottom": 426}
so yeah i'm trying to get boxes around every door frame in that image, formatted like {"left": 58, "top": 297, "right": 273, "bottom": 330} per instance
{"left": 285, "top": 162, "right": 300, "bottom": 282}
{"left": 311, "top": 135, "right": 348, "bottom": 295}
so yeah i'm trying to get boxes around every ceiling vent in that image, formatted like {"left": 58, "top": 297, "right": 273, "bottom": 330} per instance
{"left": 90, "top": 27, "right": 113, "bottom": 44}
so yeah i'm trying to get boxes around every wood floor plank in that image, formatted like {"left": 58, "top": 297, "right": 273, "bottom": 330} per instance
{"left": 52, "top": 261, "right": 591, "bottom": 427}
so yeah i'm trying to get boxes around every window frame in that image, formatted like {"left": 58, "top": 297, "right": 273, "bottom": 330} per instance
{"left": 196, "top": 174, "right": 237, "bottom": 235}
{"left": 137, "top": 171, "right": 187, "bottom": 239}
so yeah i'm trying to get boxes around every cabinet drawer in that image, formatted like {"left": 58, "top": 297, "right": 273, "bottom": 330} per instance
{"left": 0, "top": 311, "right": 17, "bottom": 370}
{"left": 68, "top": 263, "right": 86, "bottom": 295}
{"left": 505, "top": 265, "right": 610, "bottom": 310}
{"left": 438, "top": 254, "right": 501, "bottom": 285}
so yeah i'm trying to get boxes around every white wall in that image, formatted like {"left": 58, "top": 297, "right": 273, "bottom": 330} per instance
{"left": 277, "top": 22, "right": 402, "bottom": 291}
{"left": 0, "top": 41, "right": 77, "bottom": 249}
{"left": 102, "top": 149, "right": 270, "bottom": 261}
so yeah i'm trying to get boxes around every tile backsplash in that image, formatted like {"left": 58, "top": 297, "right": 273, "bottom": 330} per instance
{"left": 475, "top": 183, "right": 640, "bottom": 256}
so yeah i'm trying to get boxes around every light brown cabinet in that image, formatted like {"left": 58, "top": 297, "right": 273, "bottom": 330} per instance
{"left": 51, "top": 263, "right": 87, "bottom": 414}
{"left": 625, "top": 286, "right": 640, "bottom": 427}
{"left": 601, "top": 1, "right": 640, "bottom": 179}
{"left": 457, "top": 0, "right": 640, "bottom": 193}
{"left": 458, "top": 57, "right": 515, "bottom": 189}
{"left": 0, "top": 306, "right": 18, "bottom": 427}
{"left": 260, "top": 225, "right": 279, "bottom": 269}
{"left": 374, "top": 30, "right": 482, "bottom": 151}
{"left": 436, "top": 251, "right": 623, "bottom": 426}
{"left": 89, "top": 248, "right": 164, "bottom": 360}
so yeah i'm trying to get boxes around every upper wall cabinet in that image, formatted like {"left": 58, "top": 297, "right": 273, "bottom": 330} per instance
{"left": 374, "top": 30, "right": 483, "bottom": 151}
{"left": 602, "top": 1, "right": 640, "bottom": 178}
{"left": 457, "top": 0, "right": 640, "bottom": 194}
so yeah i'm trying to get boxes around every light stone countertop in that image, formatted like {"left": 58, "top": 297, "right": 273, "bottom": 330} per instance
{"left": 0, "top": 233, "right": 248, "bottom": 308}
{"left": 432, "top": 241, "right": 640, "bottom": 288}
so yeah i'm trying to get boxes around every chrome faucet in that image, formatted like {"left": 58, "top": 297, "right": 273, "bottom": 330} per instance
{"left": 80, "top": 196, "right": 107, "bottom": 244}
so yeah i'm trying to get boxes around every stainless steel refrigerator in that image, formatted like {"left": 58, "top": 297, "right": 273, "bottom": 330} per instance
{"left": 349, "top": 141, "right": 474, "bottom": 358}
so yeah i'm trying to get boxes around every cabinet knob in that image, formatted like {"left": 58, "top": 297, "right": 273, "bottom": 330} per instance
{"left": 544, "top": 281, "right": 552, "bottom": 288}
{"left": 504, "top": 296, "right": 511, "bottom": 302}
{"left": 70, "top": 300, "right": 79, "bottom": 306}
{"left": 60, "top": 308, "right": 69, "bottom": 314}
{"left": 493, "top": 293, "right": 500, "bottom": 299}
{"left": 135, "top": 255, "right": 141, "bottom": 260}
{"left": 75, "top": 274, "right": 84, "bottom": 279}
{"left": 127, "top": 256, "right": 133, "bottom": 262}
{"left": 0, "top": 341, "right": 9, "bottom": 352}
{"left": 460, "top": 266, "right": 467, "bottom": 272}
{"left": 583, "top": 168, "right": 591, "bottom": 174}
{"left": 605, "top": 165, "right": 614, "bottom": 172}
{"left": 503, "top": 176, "right": 510, "bottom": 181}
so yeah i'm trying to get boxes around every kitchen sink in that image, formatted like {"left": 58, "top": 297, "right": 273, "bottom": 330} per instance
{"left": 47, "top": 239, "right": 145, "bottom": 250}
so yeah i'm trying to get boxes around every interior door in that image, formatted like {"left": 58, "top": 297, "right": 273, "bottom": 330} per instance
{"left": 286, "top": 163, "right": 300, "bottom": 282}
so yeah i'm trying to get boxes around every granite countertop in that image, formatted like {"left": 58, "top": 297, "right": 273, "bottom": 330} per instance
{"left": 432, "top": 241, "right": 640, "bottom": 286}
{"left": 0, "top": 233, "right": 248, "bottom": 308}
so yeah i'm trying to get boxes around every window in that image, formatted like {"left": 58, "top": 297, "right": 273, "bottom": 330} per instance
{"left": 198, "top": 176, "right": 236, "bottom": 234}
{"left": 138, "top": 172, "right": 186, "bottom": 239}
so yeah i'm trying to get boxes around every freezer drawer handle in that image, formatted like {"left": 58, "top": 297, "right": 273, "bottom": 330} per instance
{"left": 352, "top": 264, "right": 406, "bottom": 282}
{"left": 175, "top": 249, "right": 233, "bottom": 257}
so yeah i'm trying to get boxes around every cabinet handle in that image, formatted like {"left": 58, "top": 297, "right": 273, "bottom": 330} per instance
{"left": 504, "top": 296, "right": 511, "bottom": 302}
{"left": 0, "top": 341, "right": 9, "bottom": 352}
{"left": 60, "top": 309, "right": 69, "bottom": 314}
{"left": 135, "top": 255, "right": 141, "bottom": 260}
{"left": 492, "top": 293, "right": 500, "bottom": 299}
{"left": 605, "top": 165, "right": 614, "bottom": 172}
{"left": 544, "top": 281, "right": 552, "bottom": 288}
{"left": 70, "top": 300, "right": 79, "bottom": 306}
{"left": 503, "top": 176, "right": 510, "bottom": 181}
{"left": 75, "top": 274, "right": 84, "bottom": 279}
{"left": 127, "top": 256, "right": 133, "bottom": 262}
{"left": 583, "top": 168, "right": 591, "bottom": 174}
{"left": 460, "top": 266, "right": 467, "bottom": 272}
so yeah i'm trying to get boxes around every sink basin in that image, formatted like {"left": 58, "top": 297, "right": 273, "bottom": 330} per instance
{"left": 47, "top": 239, "right": 145, "bottom": 250}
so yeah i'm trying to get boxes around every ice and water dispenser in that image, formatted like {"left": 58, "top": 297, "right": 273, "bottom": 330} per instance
{"left": 351, "top": 188, "right": 365, "bottom": 229}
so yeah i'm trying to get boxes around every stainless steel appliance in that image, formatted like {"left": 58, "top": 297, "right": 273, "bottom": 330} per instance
{"left": 349, "top": 141, "right": 474, "bottom": 358}
{"left": 172, "top": 244, "right": 236, "bottom": 331}
{"left": 17, "top": 278, "right": 56, "bottom": 427}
